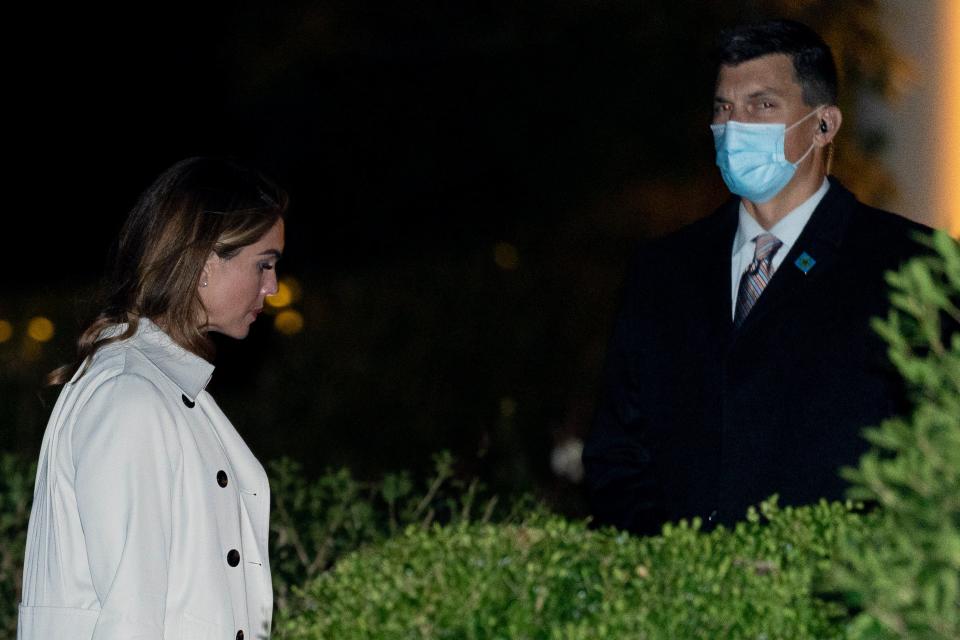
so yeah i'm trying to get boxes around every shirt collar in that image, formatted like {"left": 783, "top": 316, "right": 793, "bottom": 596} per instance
{"left": 107, "top": 318, "right": 215, "bottom": 400}
{"left": 732, "top": 177, "right": 831, "bottom": 256}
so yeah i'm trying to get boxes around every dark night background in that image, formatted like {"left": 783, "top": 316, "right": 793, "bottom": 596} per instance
{"left": 2, "top": 1, "right": 907, "bottom": 516}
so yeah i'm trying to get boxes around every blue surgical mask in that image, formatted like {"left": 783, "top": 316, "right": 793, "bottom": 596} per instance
{"left": 710, "top": 108, "right": 822, "bottom": 203}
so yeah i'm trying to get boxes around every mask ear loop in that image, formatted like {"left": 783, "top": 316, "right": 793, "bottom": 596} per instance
{"left": 791, "top": 142, "right": 817, "bottom": 168}
{"left": 785, "top": 106, "right": 825, "bottom": 133}
{"left": 787, "top": 106, "right": 825, "bottom": 168}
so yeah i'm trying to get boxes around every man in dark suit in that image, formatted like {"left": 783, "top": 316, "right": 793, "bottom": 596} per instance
{"left": 582, "top": 19, "right": 930, "bottom": 535}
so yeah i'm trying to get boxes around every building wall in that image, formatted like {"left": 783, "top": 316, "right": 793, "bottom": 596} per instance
{"left": 877, "top": 0, "right": 957, "bottom": 233}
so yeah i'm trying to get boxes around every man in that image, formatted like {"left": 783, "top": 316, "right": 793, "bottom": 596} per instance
{"left": 583, "top": 19, "right": 930, "bottom": 535}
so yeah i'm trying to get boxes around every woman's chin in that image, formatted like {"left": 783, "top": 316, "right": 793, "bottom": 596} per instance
{"left": 207, "top": 324, "right": 251, "bottom": 340}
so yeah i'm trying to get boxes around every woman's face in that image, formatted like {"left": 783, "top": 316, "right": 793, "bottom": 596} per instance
{"left": 199, "top": 218, "right": 285, "bottom": 339}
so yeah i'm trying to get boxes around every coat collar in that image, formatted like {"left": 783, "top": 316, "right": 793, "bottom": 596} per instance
{"left": 102, "top": 318, "right": 215, "bottom": 401}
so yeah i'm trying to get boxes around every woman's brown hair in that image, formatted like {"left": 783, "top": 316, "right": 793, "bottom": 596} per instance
{"left": 48, "top": 157, "right": 289, "bottom": 385}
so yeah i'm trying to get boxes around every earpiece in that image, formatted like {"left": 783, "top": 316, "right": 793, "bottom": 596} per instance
{"left": 819, "top": 120, "right": 828, "bottom": 133}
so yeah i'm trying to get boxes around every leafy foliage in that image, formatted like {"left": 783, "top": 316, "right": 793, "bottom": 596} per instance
{"left": 831, "top": 231, "right": 960, "bottom": 640}
{"left": 268, "top": 451, "right": 539, "bottom": 611}
{"left": 0, "top": 453, "right": 35, "bottom": 640}
{"left": 274, "top": 498, "right": 870, "bottom": 640}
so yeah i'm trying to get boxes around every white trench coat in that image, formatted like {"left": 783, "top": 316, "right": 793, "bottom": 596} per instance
{"left": 19, "top": 319, "right": 273, "bottom": 640}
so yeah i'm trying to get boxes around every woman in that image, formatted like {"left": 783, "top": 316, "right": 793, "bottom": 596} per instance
{"left": 19, "top": 157, "right": 287, "bottom": 640}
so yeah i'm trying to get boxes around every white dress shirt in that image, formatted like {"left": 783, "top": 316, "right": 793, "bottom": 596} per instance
{"left": 730, "top": 178, "right": 830, "bottom": 316}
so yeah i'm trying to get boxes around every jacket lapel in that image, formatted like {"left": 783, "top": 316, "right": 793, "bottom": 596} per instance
{"left": 732, "top": 178, "right": 855, "bottom": 335}
{"left": 694, "top": 201, "right": 739, "bottom": 345}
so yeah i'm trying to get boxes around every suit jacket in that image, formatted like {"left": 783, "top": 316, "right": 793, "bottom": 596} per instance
{"left": 19, "top": 319, "right": 273, "bottom": 640}
{"left": 582, "top": 177, "right": 930, "bottom": 535}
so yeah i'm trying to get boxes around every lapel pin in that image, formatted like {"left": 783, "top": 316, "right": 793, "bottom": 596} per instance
{"left": 794, "top": 252, "right": 816, "bottom": 274}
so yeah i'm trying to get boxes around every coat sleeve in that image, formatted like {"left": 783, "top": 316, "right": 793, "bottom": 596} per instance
{"left": 582, "top": 246, "right": 667, "bottom": 536}
{"left": 71, "top": 373, "right": 182, "bottom": 640}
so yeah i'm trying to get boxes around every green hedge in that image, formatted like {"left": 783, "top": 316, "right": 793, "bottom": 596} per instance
{"left": 0, "top": 453, "right": 34, "bottom": 640}
{"left": 268, "top": 451, "right": 536, "bottom": 611}
{"left": 275, "top": 499, "right": 869, "bottom": 640}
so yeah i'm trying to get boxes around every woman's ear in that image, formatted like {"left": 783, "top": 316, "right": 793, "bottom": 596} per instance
{"left": 200, "top": 252, "right": 219, "bottom": 289}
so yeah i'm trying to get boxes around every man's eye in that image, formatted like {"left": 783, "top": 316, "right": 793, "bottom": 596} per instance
{"left": 259, "top": 263, "right": 275, "bottom": 271}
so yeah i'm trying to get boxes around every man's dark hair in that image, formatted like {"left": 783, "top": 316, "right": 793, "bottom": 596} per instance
{"left": 715, "top": 19, "right": 838, "bottom": 106}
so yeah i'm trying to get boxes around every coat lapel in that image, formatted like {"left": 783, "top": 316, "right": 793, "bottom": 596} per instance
{"left": 693, "top": 201, "right": 739, "bottom": 344}
{"left": 732, "top": 178, "right": 855, "bottom": 335}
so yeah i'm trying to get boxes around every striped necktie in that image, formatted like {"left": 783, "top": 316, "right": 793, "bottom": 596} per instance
{"left": 734, "top": 233, "right": 782, "bottom": 328}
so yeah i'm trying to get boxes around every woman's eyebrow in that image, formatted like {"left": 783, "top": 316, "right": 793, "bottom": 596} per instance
{"left": 257, "top": 249, "right": 282, "bottom": 259}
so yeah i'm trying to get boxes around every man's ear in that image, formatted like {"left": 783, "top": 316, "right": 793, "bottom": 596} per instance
{"left": 814, "top": 105, "right": 842, "bottom": 147}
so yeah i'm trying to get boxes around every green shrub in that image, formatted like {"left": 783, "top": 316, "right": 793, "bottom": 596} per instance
{"left": 269, "top": 451, "right": 534, "bottom": 611}
{"left": 0, "top": 453, "right": 35, "bottom": 639}
{"left": 275, "top": 498, "right": 872, "bottom": 640}
{"left": 830, "top": 230, "right": 960, "bottom": 640}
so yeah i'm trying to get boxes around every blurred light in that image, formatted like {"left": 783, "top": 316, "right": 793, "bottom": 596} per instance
{"left": 493, "top": 242, "right": 520, "bottom": 271}
{"left": 550, "top": 437, "right": 585, "bottom": 484}
{"left": 0, "top": 320, "right": 12, "bottom": 343}
{"left": 266, "top": 281, "right": 294, "bottom": 308}
{"left": 939, "top": 0, "right": 960, "bottom": 235}
{"left": 27, "top": 317, "right": 55, "bottom": 342}
{"left": 283, "top": 277, "right": 302, "bottom": 302}
{"left": 499, "top": 396, "right": 516, "bottom": 418}
{"left": 274, "top": 309, "right": 304, "bottom": 335}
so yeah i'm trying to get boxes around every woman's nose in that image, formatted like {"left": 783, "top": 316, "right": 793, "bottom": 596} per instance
{"left": 262, "top": 272, "right": 279, "bottom": 296}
